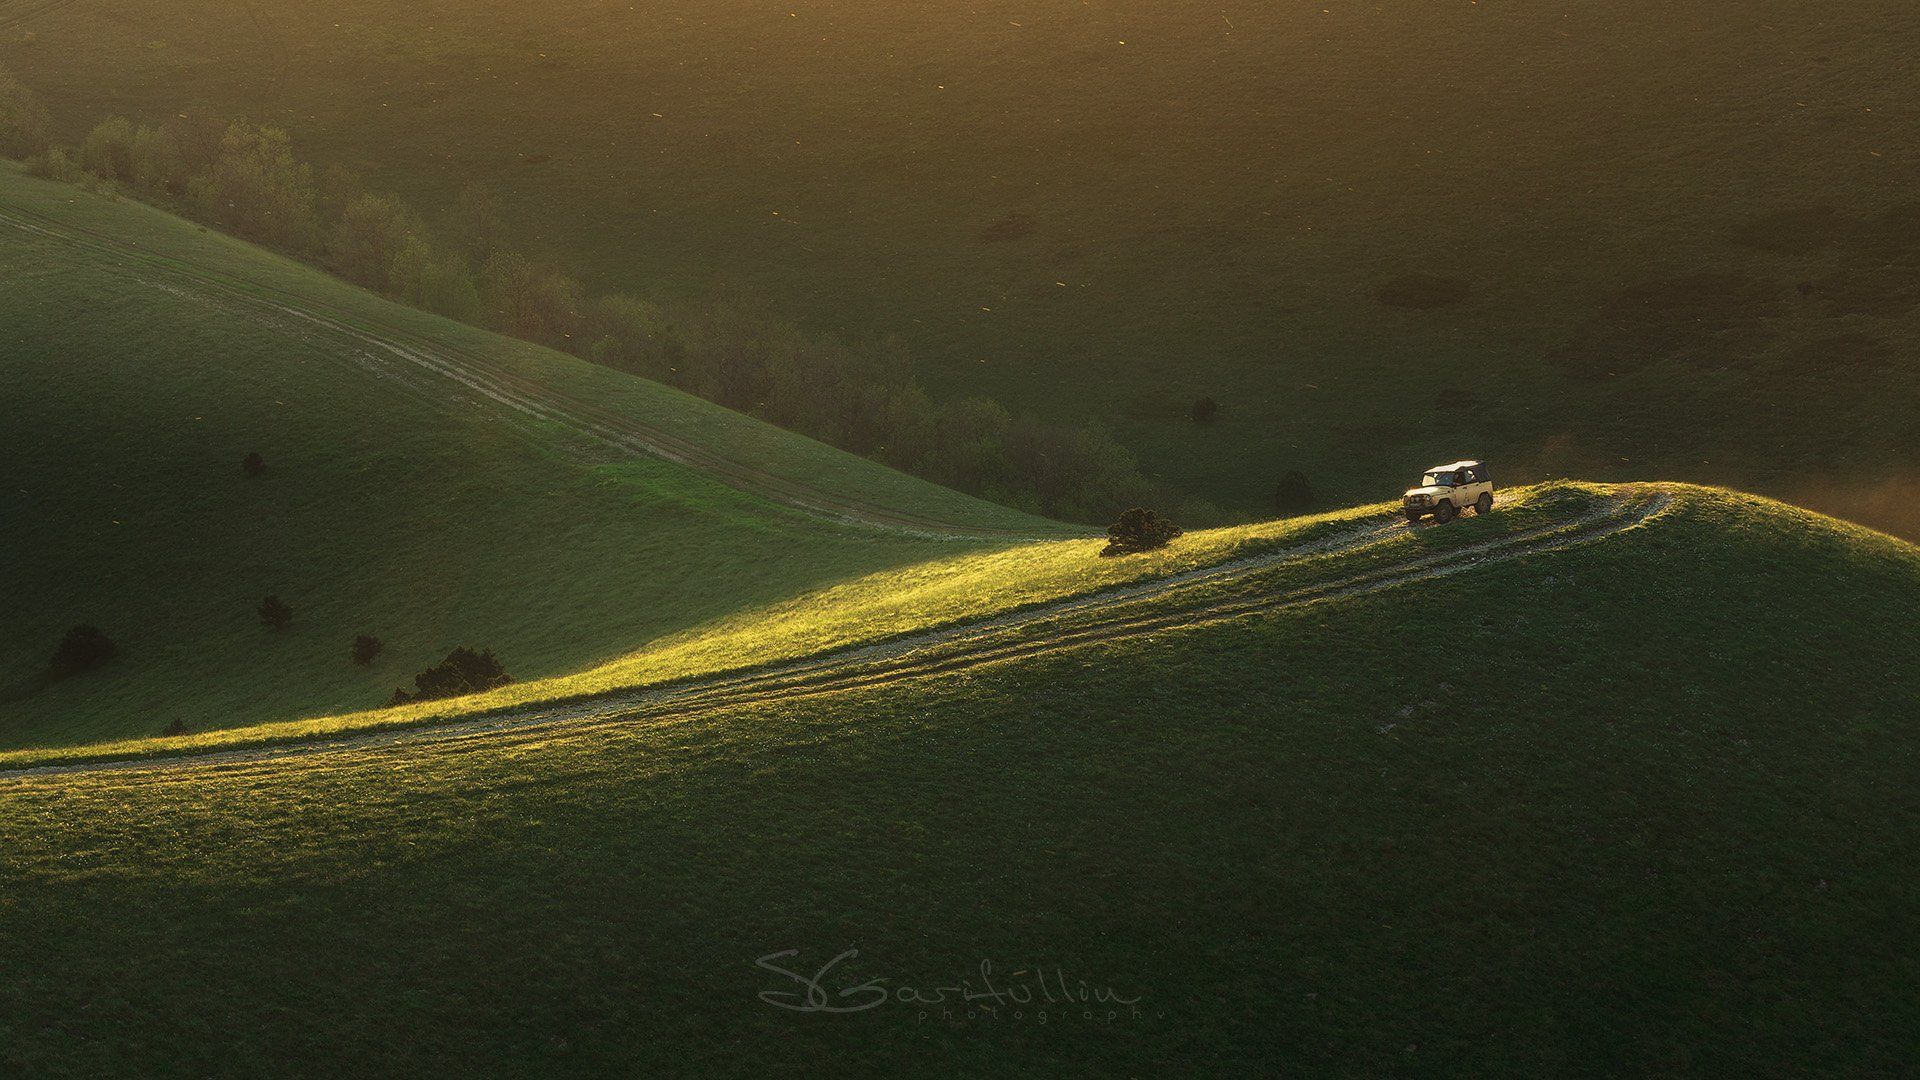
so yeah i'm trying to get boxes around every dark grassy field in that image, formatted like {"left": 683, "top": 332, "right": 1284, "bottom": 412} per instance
{"left": 4, "top": 488, "right": 1917, "bottom": 1077}
{"left": 6, "top": 0, "right": 1920, "bottom": 528}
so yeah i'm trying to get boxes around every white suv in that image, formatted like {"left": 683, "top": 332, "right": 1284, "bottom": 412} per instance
{"left": 1403, "top": 460, "right": 1494, "bottom": 523}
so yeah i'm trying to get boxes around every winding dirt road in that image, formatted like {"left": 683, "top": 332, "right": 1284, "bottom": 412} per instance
{"left": 0, "top": 489, "right": 1672, "bottom": 780}
{"left": 0, "top": 184, "right": 1677, "bottom": 782}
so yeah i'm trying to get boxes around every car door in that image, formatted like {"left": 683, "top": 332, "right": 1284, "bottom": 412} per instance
{"left": 1460, "top": 466, "right": 1484, "bottom": 506}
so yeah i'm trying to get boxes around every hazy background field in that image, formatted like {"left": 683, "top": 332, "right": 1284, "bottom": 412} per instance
{"left": 6, "top": 0, "right": 1920, "bottom": 529}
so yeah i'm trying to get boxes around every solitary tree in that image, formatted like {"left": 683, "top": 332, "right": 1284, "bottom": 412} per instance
{"left": 389, "top": 646, "right": 510, "bottom": 705}
{"left": 351, "top": 634, "right": 384, "bottom": 667}
{"left": 1273, "top": 471, "right": 1316, "bottom": 516}
{"left": 242, "top": 451, "right": 266, "bottom": 476}
{"left": 1101, "top": 507, "right": 1182, "bottom": 557}
{"left": 258, "top": 595, "right": 293, "bottom": 631}
{"left": 1190, "top": 396, "right": 1219, "bottom": 423}
{"left": 48, "top": 624, "right": 117, "bottom": 680}
{"left": 161, "top": 719, "right": 188, "bottom": 737}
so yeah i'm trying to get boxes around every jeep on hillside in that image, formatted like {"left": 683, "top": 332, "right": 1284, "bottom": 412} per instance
{"left": 1403, "top": 460, "right": 1494, "bottom": 523}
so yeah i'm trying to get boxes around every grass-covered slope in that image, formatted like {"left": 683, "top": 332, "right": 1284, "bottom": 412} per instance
{"left": 2, "top": 487, "right": 1917, "bottom": 1076}
{"left": 0, "top": 482, "right": 1650, "bottom": 770}
{"left": 0, "top": 167, "right": 1065, "bottom": 750}
{"left": 8, "top": 0, "right": 1920, "bottom": 525}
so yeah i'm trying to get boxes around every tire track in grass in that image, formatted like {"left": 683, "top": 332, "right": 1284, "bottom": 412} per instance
{"left": 0, "top": 489, "right": 1672, "bottom": 780}
{"left": 0, "top": 202, "right": 1062, "bottom": 540}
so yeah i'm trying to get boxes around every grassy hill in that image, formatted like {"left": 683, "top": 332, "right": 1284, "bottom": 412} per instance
{"left": 5, "top": 20, "right": 1920, "bottom": 1069}
{"left": 0, "top": 165, "right": 1069, "bottom": 750}
{"left": 7, "top": 0, "right": 1920, "bottom": 530}
{"left": 3, "top": 485, "right": 1917, "bottom": 1076}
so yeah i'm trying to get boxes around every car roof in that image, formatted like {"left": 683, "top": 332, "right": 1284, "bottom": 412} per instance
{"left": 1424, "top": 460, "right": 1482, "bottom": 472}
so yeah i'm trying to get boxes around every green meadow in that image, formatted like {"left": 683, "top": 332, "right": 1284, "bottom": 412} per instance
{"left": 5, "top": 0, "right": 1920, "bottom": 528}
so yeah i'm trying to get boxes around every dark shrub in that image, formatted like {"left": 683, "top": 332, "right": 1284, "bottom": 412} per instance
{"left": 351, "top": 634, "right": 384, "bottom": 667}
{"left": 1101, "top": 507, "right": 1182, "bottom": 557}
{"left": 258, "top": 595, "right": 292, "bottom": 631}
{"left": 161, "top": 719, "right": 188, "bottom": 737}
{"left": 48, "top": 625, "right": 117, "bottom": 680}
{"left": 1190, "top": 396, "right": 1218, "bottom": 423}
{"left": 389, "top": 646, "right": 510, "bottom": 706}
{"left": 1273, "top": 471, "right": 1316, "bottom": 515}
{"left": 242, "top": 451, "right": 266, "bottom": 476}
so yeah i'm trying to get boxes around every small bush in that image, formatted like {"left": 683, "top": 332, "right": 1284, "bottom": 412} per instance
{"left": 161, "top": 719, "right": 188, "bottom": 737}
{"left": 389, "top": 646, "right": 510, "bottom": 706}
{"left": 24, "top": 145, "right": 89, "bottom": 184}
{"left": 1190, "top": 396, "right": 1218, "bottom": 423}
{"left": 1273, "top": 471, "right": 1316, "bottom": 515}
{"left": 351, "top": 634, "right": 384, "bottom": 667}
{"left": 48, "top": 625, "right": 117, "bottom": 680}
{"left": 242, "top": 451, "right": 266, "bottom": 476}
{"left": 258, "top": 595, "right": 292, "bottom": 631}
{"left": 1101, "top": 507, "right": 1182, "bottom": 557}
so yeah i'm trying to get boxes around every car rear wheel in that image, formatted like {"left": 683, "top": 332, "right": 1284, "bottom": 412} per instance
{"left": 1475, "top": 493, "right": 1493, "bottom": 515}
{"left": 1433, "top": 500, "right": 1458, "bottom": 523}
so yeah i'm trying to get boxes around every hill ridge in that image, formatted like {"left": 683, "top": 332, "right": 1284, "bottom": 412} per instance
{"left": 0, "top": 484, "right": 1684, "bottom": 776}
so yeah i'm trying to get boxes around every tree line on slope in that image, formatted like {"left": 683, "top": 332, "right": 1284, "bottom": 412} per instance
{"left": 0, "top": 72, "right": 1218, "bottom": 525}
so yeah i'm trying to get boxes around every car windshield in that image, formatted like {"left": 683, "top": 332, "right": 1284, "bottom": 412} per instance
{"left": 1422, "top": 472, "right": 1457, "bottom": 487}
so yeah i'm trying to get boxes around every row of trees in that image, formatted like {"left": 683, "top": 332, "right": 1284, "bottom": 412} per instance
{"left": 3, "top": 72, "right": 1210, "bottom": 523}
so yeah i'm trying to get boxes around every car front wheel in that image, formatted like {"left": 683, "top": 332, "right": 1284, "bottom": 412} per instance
{"left": 1433, "top": 500, "right": 1458, "bottom": 523}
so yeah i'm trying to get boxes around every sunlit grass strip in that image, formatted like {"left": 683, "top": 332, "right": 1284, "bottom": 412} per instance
{"left": 0, "top": 482, "right": 1723, "bottom": 773}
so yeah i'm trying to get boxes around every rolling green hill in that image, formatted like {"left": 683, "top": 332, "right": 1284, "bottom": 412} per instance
{"left": 5, "top": 30, "right": 1920, "bottom": 1070}
{"left": 7, "top": 0, "right": 1920, "bottom": 531}
{"left": 3, "top": 485, "right": 1917, "bottom": 1076}
{"left": 0, "top": 165, "right": 1072, "bottom": 750}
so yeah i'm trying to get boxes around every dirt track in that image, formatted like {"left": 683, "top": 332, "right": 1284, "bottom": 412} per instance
{"left": 1, "top": 187, "right": 1675, "bottom": 781}
{"left": 0, "top": 489, "right": 1672, "bottom": 780}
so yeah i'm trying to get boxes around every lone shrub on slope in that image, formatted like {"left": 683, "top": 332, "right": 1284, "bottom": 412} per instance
{"left": 351, "top": 634, "right": 384, "bottom": 667}
{"left": 1101, "top": 508, "right": 1182, "bottom": 557}
{"left": 258, "top": 595, "right": 293, "bottom": 631}
{"left": 47, "top": 625, "right": 117, "bottom": 680}
{"left": 390, "top": 647, "right": 510, "bottom": 706}
{"left": 1273, "top": 470, "right": 1315, "bottom": 515}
